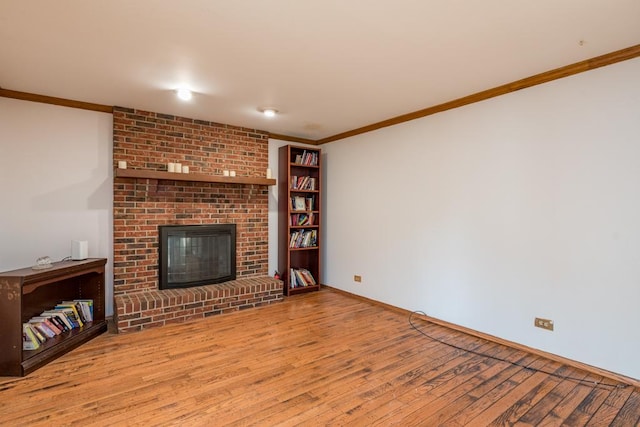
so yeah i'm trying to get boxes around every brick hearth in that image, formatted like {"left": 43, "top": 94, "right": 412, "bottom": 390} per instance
{"left": 114, "top": 277, "right": 282, "bottom": 333}
{"left": 112, "top": 107, "right": 282, "bottom": 333}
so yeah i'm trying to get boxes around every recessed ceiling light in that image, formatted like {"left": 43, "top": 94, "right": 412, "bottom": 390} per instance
{"left": 260, "top": 108, "right": 278, "bottom": 118}
{"left": 176, "top": 88, "right": 193, "bottom": 101}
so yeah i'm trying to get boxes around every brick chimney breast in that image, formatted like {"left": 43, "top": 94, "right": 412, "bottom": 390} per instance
{"left": 112, "top": 107, "right": 281, "bottom": 332}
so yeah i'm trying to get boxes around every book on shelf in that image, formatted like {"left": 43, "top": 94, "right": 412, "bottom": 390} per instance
{"left": 23, "top": 324, "right": 41, "bottom": 350}
{"left": 40, "top": 313, "right": 69, "bottom": 332}
{"left": 292, "top": 196, "right": 307, "bottom": 211}
{"left": 289, "top": 268, "right": 317, "bottom": 288}
{"left": 59, "top": 301, "right": 89, "bottom": 324}
{"left": 293, "top": 150, "right": 319, "bottom": 166}
{"left": 29, "top": 320, "right": 56, "bottom": 339}
{"left": 299, "top": 269, "right": 316, "bottom": 285}
{"left": 290, "top": 176, "right": 316, "bottom": 191}
{"left": 68, "top": 299, "right": 93, "bottom": 322}
{"left": 30, "top": 317, "right": 62, "bottom": 335}
{"left": 74, "top": 299, "right": 94, "bottom": 321}
{"left": 289, "top": 229, "right": 318, "bottom": 248}
{"left": 41, "top": 310, "right": 73, "bottom": 331}
{"left": 54, "top": 306, "right": 82, "bottom": 328}
{"left": 289, "top": 212, "right": 314, "bottom": 226}
{"left": 26, "top": 322, "right": 46, "bottom": 343}
{"left": 56, "top": 302, "right": 87, "bottom": 326}
{"left": 290, "top": 196, "right": 316, "bottom": 212}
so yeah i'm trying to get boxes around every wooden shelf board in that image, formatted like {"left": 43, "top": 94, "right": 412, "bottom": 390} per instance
{"left": 290, "top": 163, "right": 320, "bottom": 169}
{"left": 22, "top": 321, "right": 107, "bottom": 375}
{"left": 286, "top": 285, "right": 321, "bottom": 296}
{"left": 115, "top": 168, "right": 276, "bottom": 186}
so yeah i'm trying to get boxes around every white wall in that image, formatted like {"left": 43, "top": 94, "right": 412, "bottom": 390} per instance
{"left": 320, "top": 57, "right": 640, "bottom": 380}
{"left": 0, "top": 98, "right": 114, "bottom": 315}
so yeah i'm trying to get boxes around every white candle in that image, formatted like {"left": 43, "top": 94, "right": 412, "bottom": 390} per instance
{"left": 230, "top": 170, "right": 236, "bottom": 177}
{"left": 118, "top": 161, "right": 127, "bottom": 169}
{"left": 168, "top": 163, "right": 176, "bottom": 173}
{"left": 223, "top": 170, "right": 230, "bottom": 177}
{"left": 182, "top": 165, "right": 189, "bottom": 174}
{"left": 175, "top": 163, "right": 182, "bottom": 173}
{"left": 266, "top": 168, "right": 272, "bottom": 179}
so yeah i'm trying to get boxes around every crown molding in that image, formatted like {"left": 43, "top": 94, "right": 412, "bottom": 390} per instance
{"left": 0, "top": 88, "right": 113, "bottom": 113}
{"left": 267, "top": 132, "right": 319, "bottom": 145}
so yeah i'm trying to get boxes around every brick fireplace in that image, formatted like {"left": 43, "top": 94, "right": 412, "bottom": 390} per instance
{"left": 112, "top": 107, "right": 282, "bottom": 333}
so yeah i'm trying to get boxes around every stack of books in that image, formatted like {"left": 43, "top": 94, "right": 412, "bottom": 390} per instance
{"left": 290, "top": 268, "right": 317, "bottom": 288}
{"left": 289, "top": 230, "right": 318, "bottom": 248}
{"left": 290, "top": 176, "right": 316, "bottom": 190}
{"left": 23, "top": 299, "right": 93, "bottom": 350}
{"left": 290, "top": 196, "right": 315, "bottom": 211}
{"left": 289, "top": 213, "right": 314, "bottom": 226}
{"left": 293, "top": 150, "right": 319, "bottom": 166}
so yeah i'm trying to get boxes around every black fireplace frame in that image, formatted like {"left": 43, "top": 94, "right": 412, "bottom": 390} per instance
{"left": 158, "top": 224, "right": 236, "bottom": 290}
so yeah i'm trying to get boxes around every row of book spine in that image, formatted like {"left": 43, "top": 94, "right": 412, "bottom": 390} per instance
{"left": 23, "top": 299, "right": 94, "bottom": 350}
{"left": 290, "top": 176, "right": 316, "bottom": 191}
{"left": 290, "top": 196, "right": 315, "bottom": 211}
{"left": 293, "top": 150, "right": 319, "bottom": 166}
{"left": 289, "top": 212, "right": 314, "bottom": 226}
{"left": 289, "top": 229, "right": 318, "bottom": 248}
{"left": 290, "top": 268, "right": 317, "bottom": 288}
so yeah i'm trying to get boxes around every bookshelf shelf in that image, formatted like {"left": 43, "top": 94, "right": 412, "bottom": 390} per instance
{"left": 279, "top": 145, "right": 322, "bottom": 296}
{"left": 0, "top": 259, "right": 107, "bottom": 377}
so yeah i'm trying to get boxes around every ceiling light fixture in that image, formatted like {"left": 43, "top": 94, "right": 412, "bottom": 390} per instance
{"left": 176, "top": 88, "right": 193, "bottom": 101}
{"left": 261, "top": 108, "right": 278, "bottom": 118}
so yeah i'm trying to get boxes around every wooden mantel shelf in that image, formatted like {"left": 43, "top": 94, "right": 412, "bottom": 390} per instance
{"left": 114, "top": 169, "right": 276, "bottom": 186}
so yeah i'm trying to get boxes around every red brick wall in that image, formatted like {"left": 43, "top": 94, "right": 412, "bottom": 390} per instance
{"left": 112, "top": 107, "right": 270, "bottom": 296}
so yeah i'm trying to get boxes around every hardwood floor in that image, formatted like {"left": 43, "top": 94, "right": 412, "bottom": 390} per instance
{"left": 1, "top": 289, "right": 638, "bottom": 426}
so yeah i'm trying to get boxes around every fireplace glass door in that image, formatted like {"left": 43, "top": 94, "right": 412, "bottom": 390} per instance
{"left": 159, "top": 224, "right": 236, "bottom": 289}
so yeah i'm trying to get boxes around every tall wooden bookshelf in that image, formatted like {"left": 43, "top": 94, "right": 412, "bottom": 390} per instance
{"left": 278, "top": 145, "right": 321, "bottom": 296}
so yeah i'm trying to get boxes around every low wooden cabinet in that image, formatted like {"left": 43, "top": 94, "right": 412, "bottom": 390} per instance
{"left": 0, "top": 258, "right": 107, "bottom": 376}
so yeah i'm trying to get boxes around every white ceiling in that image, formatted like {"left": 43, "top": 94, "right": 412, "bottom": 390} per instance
{"left": 1, "top": 1, "right": 639, "bottom": 141}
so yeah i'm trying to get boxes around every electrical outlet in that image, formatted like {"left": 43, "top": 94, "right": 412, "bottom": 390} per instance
{"left": 534, "top": 317, "right": 554, "bottom": 331}
{"left": 354, "top": 275, "right": 362, "bottom": 283}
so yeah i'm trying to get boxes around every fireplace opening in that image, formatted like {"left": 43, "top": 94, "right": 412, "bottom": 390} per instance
{"left": 159, "top": 224, "right": 236, "bottom": 290}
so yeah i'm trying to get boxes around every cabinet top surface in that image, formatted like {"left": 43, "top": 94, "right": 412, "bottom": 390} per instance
{"left": 0, "top": 258, "right": 107, "bottom": 280}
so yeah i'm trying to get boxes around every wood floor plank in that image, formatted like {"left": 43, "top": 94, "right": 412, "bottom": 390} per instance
{"left": 586, "top": 385, "right": 636, "bottom": 426}
{"left": 610, "top": 389, "right": 640, "bottom": 427}
{"left": 559, "top": 382, "right": 612, "bottom": 426}
{"left": 328, "top": 343, "right": 507, "bottom": 424}
{"left": 434, "top": 357, "right": 557, "bottom": 426}
{"left": 0, "top": 289, "right": 637, "bottom": 426}
{"left": 279, "top": 343, "right": 474, "bottom": 425}
{"left": 514, "top": 367, "right": 591, "bottom": 426}
{"left": 373, "top": 347, "right": 530, "bottom": 426}
{"left": 524, "top": 374, "right": 606, "bottom": 426}
{"left": 485, "top": 365, "right": 569, "bottom": 426}
{"left": 438, "top": 356, "right": 544, "bottom": 426}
